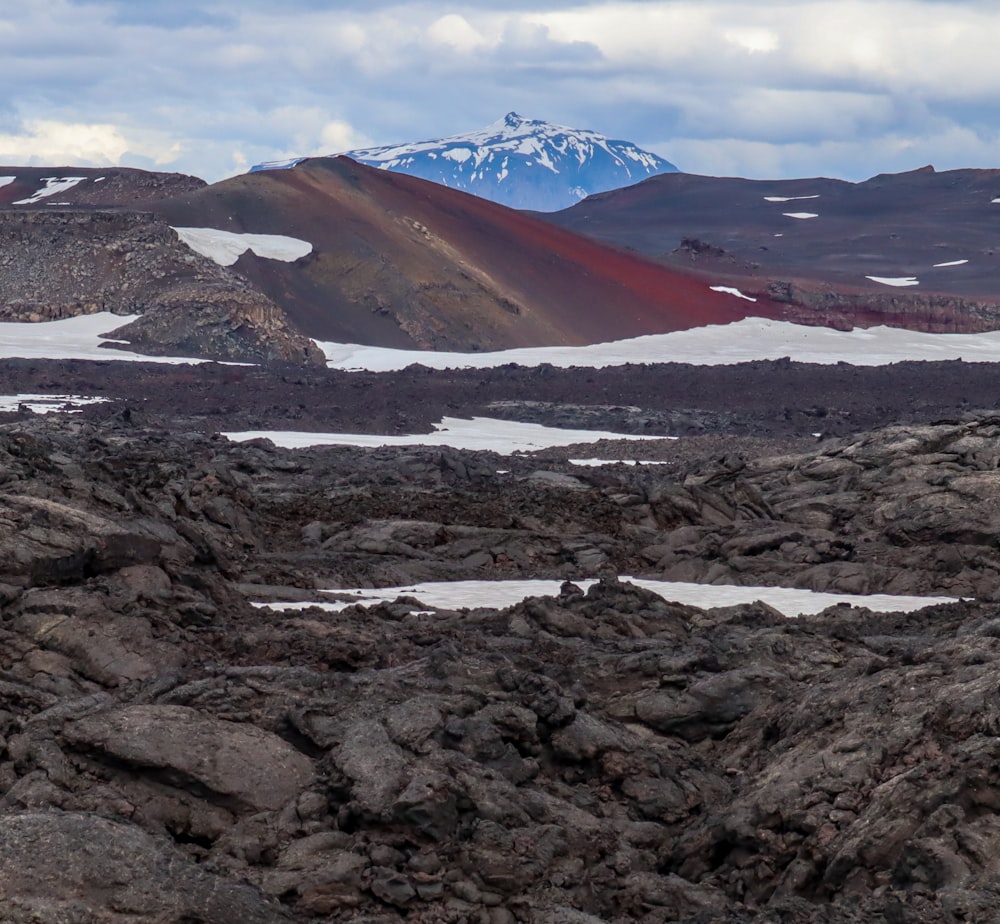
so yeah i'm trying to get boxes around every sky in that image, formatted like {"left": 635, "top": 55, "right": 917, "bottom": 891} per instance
{"left": 2, "top": 0, "right": 998, "bottom": 183}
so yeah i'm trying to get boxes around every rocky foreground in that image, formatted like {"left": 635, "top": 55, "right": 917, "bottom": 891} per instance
{"left": 2, "top": 386, "right": 1000, "bottom": 922}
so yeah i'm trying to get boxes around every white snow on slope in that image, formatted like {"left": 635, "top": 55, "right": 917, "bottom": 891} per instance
{"left": 0, "top": 177, "right": 15, "bottom": 189}
{"left": 933, "top": 259, "right": 969, "bottom": 268}
{"left": 342, "top": 113, "right": 666, "bottom": 179}
{"left": 710, "top": 285, "right": 757, "bottom": 302}
{"left": 0, "top": 313, "right": 211, "bottom": 363}
{"left": 9, "top": 314, "right": 1000, "bottom": 372}
{"left": 172, "top": 227, "right": 313, "bottom": 267}
{"left": 569, "top": 458, "right": 673, "bottom": 466}
{"left": 867, "top": 276, "right": 920, "bottom": 287}
{"left": 13, "top": 177, "right": 86, "bottom": 205}
{"left": 224, "top": 417, "right": 652, "bottom": 453}
{"left": 0, "top": 394, "right": 108, "bottom": 414}
{"left": 783, "top": 212, "right": 819, "bottom": 219}
{"left": 316, "top": 318, "right": 1000, "bottom": 372}
{"left": 764, "top": 195, "right": 819, "bottom": 202}
{"left": 255, "top": 577, "right": 958, "bottom": 618}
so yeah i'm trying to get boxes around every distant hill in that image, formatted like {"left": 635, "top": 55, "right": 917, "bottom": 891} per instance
{"left": 543, "top": 166, "right": 1000, "bottom": 331}
{"left": 251, "top": 112, "right": 678, "bottom": 211}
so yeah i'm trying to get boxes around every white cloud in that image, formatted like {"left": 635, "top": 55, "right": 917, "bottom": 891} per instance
{"left": 0, "top": 119, "right": 180, "bottom": 166}
{"left": 320, "top": 119, "right": 372, "bottom": 153}
{"left": 723, "top": 26, "right": 780, "bottom": 54}
{"left": 427, "top": 13, "right": 490, "bottom": 53}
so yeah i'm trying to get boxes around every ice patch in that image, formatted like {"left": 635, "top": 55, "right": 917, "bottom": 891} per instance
{"left": 172, "top": 227, "right": 313, "bottom": 267}
{"left": 13, "top": 177, "right": 86, "bottom": 205}
{"left": 710, "top": 285, "right": 757, "bottom": 302}
{"left": 764, "top": 195, "right": 819, "bottom": 202}
{"left": 442, "top": 147, "right": 473, "bottom": 163}
{"left": 0, "top": 394, "right": 108, "bottom": 414}
{"left": 223, "top": 417, "right": 654, "bottom": 453}
{"left": 315, "top": 318, "right": 1000, "bottom": 371}
{"left": 866, "top": 276, "right": 920, "bottom": 287}
{"left": 783, "top": 212, "right": 819, "bottom": 219}
{"left": 568, "top": 458, "right": 672, "bottom": 466}
{"left": 933, "top": 259, "right": 969, "bottom": 268}
{"left": 254, "top": 577, "right": 959, "bottom": 619}
{"left": 0, "top": 312, "right": 213, "bottom": 364}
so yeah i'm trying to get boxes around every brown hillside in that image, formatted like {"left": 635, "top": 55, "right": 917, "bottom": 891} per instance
{"left": 151, "top": 157, "right": 785, "bottom": 351}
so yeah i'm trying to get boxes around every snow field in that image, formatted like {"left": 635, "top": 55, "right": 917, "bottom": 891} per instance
{"left": 172, "top": 227, "right": 313, "bottom": 267}
{"left": 223, "top": 417, "right": 656, "bottom": 453}
{"left": 253, "top": 577, "right": 959, "bottom": 619}
{"left": 866, "top": 276, "right": 920, "bottom": 287}
{"left": 316, "top": 317, "right": 1000, "bottom": 371}
{"left": 0, "top": 313, "right": 211, "bottom": 363}
{"left": 0, "top": 394, "right": 108, "bottom": 414}
{"left": 13, "top": 177, "right": 86, "bottom": 205}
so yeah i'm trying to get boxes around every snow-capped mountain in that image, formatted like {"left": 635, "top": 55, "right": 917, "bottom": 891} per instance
{"left": 250, "top": 112, "right": 678, "bottom": 211}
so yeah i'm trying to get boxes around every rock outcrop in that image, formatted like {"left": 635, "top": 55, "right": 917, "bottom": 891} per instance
{"left": 0, "top": 400, "right": 999, "bottom": 921}
{"left": 0, "top": 210, "right": 324, "bottom": 364}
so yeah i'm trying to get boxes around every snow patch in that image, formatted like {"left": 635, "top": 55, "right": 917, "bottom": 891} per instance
{"left": 13, "top": 177, "right": 86, "bottom": 205}
{"left": 315, "top": 317, "right": 1000, "bottom": 371}
{"left": 764, "top": 195, "right": 819, "bottom": 202}
{"left": 0, "top": 177, "right": 15, "bottom": 188}
{"left": 933, "top": 259, "right": 968, "bottom": 267}
{"left": 569, "top": 458, "right": 673, "bottom": 466}
{"left": 0, "top": 394, "right": 109, "bottom": 414}
{"left": 223, "top": 417, "right": 653, "bottom": 454}
{"left": 254, "top": 577, "right": 959, "bottom": 619}
{"left": 710, "top": 285, "right": 757, "bottom": 302}
{"left": 783, "top": 212, "right": 819, "bottom": 219}
{"left": 442, "top": 147, "right": 473, "bottom": 163}
{"left": 866, "top": 276, "right": 920, "bottom": 287}
{"left": 172, "top": 227, "right": 312, "bottom": 267}
{"left": 0, "top": 313, "right": 214, "bottom": 364}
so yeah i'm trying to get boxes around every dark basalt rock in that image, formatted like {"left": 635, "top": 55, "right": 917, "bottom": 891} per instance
{"left": 2, "top": 363, "right": 1000, "bottom": 922}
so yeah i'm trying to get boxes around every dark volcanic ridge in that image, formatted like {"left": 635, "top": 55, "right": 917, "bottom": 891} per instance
{"left": 545, "top": 165, "right": 1000, "bottom": 332}
{"left": 1, "top": 354, "right": 998, "bottom": 441}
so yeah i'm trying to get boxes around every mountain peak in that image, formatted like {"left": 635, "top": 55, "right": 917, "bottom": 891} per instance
{"left": 251, "top": 114, "right": 679, "bottom": 212}
{"left": 502, "top": 111, "right": 527, "bottom": 129}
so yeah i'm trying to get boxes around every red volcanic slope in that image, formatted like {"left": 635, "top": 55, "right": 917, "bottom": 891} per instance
{"left": 152, "top": 157, "right": 786, "bottom": 350}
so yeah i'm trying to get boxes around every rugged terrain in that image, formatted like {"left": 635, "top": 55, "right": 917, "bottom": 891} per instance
{"left": 9, "top": 160, "right": 1000, "bottom": 364}
{"left": 0, "top": 161, "right": 778, "bottom": 360}
{"left": 544, "top": 166, "right": 1000, "bottom": 333}
{"left": 0, "top": 168, "right": 324, "bottom": 365}
{"left": 2, "top": 354, "right": 1000, "bottom": 922}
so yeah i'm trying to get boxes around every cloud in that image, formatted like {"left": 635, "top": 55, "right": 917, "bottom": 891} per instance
{"left": 4, "top": 1, "right": 1000, "bottom": 182}
{"left": 0, "top": 119, "right": 180, "bottom": 166}
{"left": 427, "top": 14, "right": 488, "bottom": 53}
